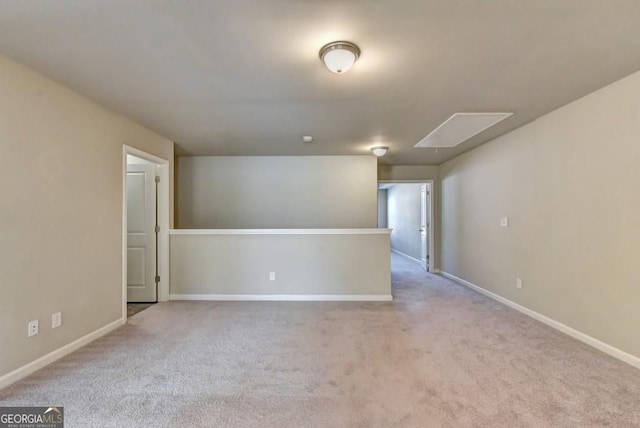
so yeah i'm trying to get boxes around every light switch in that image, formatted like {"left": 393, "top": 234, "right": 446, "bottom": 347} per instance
{"left": 500, "top": 217, "right": 509, "bottom": 228}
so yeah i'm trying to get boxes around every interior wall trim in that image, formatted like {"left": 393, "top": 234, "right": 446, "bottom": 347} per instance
{"left": 169, "top": 294, "right": 393, "bottom": 302}
{"left": 0, "top": 318, "right": 124, "bottom": 390}
{"left": 169, "top": 229, "right": 391, "bottom": 235}
{"left": 440, "top": 271, "right": 640, "bottom": 370}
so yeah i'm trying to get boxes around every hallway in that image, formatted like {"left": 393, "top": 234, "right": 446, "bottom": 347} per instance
{"left": 1, "top": 253, "right": 639, "bottom": 427}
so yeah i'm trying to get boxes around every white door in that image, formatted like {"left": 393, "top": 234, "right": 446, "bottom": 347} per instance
{"left": 126, "top": 162, "right": 157, "bottom": 302}
{"left": 420, "top": 184, "right": 429, "bottom": 271}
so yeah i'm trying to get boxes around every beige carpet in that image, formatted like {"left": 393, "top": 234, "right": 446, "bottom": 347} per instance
{"left": 127, "top": 303, "right": 155, "bottom": 318}
{"left": 1, "top": 254, "right": 639, "bottom": 427}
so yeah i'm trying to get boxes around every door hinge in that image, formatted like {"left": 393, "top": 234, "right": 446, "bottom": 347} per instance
{"left": 155, "top": 176, "right": 160, "bottom": 183}
{"left": 155, "top": 275, "right": 160, "bottom": 284}
{"left": 155, "top": 225, "right": 160, "bottom": 233}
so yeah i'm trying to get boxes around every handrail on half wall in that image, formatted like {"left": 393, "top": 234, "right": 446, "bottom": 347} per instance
{"left": 168, "top": 228, "right": 392, "bottom": 235}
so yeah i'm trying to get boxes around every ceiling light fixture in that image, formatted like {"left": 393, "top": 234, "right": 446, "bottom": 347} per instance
{"left": 319, "top": 41, "right": 360, "bottom": 74}
{"left": 371, "top": 146, "right": 388, "bottom": 157}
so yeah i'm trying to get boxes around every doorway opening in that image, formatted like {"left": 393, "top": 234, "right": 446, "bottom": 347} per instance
{"left": 122, "top": 146, "right": 170, "bottom": 321}
{"left": 378, "top": 180, "right": 434, "bottom": 272}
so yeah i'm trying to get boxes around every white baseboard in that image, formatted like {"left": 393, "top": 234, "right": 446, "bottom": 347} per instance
{"left": 440, "top": 271, "right": 640, "bottom": 370}
{"left": 391, "top": 248, "right": 422, "bottom": 264}
{"left": 0, "top": 318, "right": 124, "bottom": 390}
{"left": 170, "top": 294, "right": 393, "bottom": 302}
{"left": 391, "top": 249, "right": 439, "bottom": 273}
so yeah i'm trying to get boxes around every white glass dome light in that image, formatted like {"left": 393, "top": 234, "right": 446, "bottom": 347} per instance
{"left": 319, "top": 41, "right": 361, "bottom": 74}
{"left": 371, "top": 146, "right": 388, "bottom": 157}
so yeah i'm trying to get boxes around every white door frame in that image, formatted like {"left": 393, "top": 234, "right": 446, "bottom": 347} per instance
{"left": 420, "top": 183, "right": 428, "bottom": 271}
{"left": 379, "top": 179, "right": 435, "bottom": 273}
{"left": 122, "top": 145, "right": 170, "bottom": 322}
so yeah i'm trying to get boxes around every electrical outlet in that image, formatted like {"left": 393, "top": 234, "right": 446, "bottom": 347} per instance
{"left": 28, "top": 320, "right": 39, "bottom": 337}
{"left": 516, "top": 278, "right": 523, "bottom": 289}
{"left": 500, "top": 217, "right": 509, "bottom": 227}
{"left": 52, "top": 312, "right": 62, "bottom": 329}
{"left": 269, "top": 272, "right": 276, "bottom": 281}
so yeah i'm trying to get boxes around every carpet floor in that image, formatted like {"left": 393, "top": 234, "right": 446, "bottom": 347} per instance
{"left": 1, "top": 254, "right": 639, "bottom": 427}
{"left": 127, "top": 303, "right": 155, "bottom": 318}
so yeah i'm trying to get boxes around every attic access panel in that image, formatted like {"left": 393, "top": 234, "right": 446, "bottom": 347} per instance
{"left": 415, "top": 112, "right": 513, "bottom": 148}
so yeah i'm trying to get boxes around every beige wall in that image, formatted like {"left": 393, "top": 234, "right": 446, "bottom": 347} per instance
{"left": 378, "top": 165, "right": 438, "bottom": 182}
{"left": 170, "top": 232, "right": 391, "bottom": 297}
{"left": 378, "top": 165, "right": 441, "bottom": 269}
{"left": 0, "top": 54, "right": 174, "bottom": 378}
{"left": 177, "top": 156, "right": 378, "bottom": 229}
{"left": 440, "top": 70, "right": 640, "bottom": 359}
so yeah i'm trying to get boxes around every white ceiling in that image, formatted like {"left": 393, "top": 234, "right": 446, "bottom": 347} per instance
{"left": 1, "top": 1, "right": 639, "bottom": 165}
